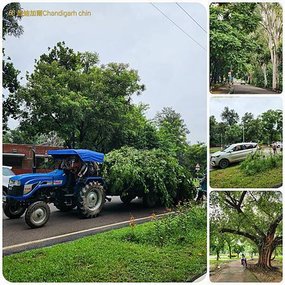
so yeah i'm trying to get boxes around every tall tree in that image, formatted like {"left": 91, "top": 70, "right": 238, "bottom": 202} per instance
{"left": 259, "top": 3, "right": 282, "bottom": 90}
{"left": 2, "top": 2, "right": 23, "bottom": 132}
{"left": 15, "top": 42, "right": 146, "bottom": 152}
{"left": 261, "top": 109, "right": 283, "bottom": 144}
{"left": 155, "top": 107, "right": 189, "bottom": 156}
{"left": 211, "top": 191, "right": 282, "bottom": 269}
{"left": 210, "top": 3, "right": 260, "bottom": 84}
{"left": 221, "top": 107, "right": 239, "bottom": 126}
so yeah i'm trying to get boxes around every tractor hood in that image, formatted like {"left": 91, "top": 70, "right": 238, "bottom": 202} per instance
{"left": 9, "top": 169, "right": 65, "bottom": 186}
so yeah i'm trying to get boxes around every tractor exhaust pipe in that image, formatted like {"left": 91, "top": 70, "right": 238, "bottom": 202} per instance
{"left": 32, "top": 147, "right": 36, "bottom": 173}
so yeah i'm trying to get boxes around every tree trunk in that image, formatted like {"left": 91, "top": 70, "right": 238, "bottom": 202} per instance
{"left": 257, "top": 236, "right": 275, "bottom": 269}
{"left": 272, "top": 48, "right": 278, "bottom": 90}
{"left": 229, "top": 244, "right": 232, "bottom": 259}
{"left": 216, "top": 250, "right": 220, "bottom": 261}
{"left": 261, "top": 63, "right": 267, "bottom": 88}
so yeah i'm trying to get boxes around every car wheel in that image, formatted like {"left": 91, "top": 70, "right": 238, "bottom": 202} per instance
{"left": 77, "top": 181, "right": 105, "bottom": 218}
{"left": 219, "top": 159, "right": 229, "bottom": 169}
{"left": 25, "top": 201, "right": 50, "bottom": 228}
{"left": 3, "top": 202, "right": 26, "bottom": 219}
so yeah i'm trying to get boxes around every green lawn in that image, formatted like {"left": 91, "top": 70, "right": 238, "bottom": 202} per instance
{"left": 3, "top": 206, "right": 207, "bottom": 282}
{"left": 209, "top": 255, "right": 238, "bottom": 271}
{"left": 210, "top": 164, "right": 282, "bottom": 188}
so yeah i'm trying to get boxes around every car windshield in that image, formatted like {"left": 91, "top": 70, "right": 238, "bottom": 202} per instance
{"left": 222, "top": 145, "right": 234, "bottom": 152}
{"left": 3, "top": 167, "right": 15, "bottom": 176}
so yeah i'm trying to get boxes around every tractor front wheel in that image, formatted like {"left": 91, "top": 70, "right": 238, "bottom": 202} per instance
{"left": 3, "top": 202, "right": 26, "bottom": 219}
{"left": 25, "top": 201, "right": 50, "bottom": 228}
{"left": 77, "top": 182, "right": 105, "bottom": 218}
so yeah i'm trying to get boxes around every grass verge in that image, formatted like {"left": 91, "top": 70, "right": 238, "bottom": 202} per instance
{"left": 210, "top": 164, "right": 282, "bottom": 188}
{"left": 210, "top": 257, "right": 238, "bottom": 272}
{"left": 3, "top": 205, "right": 206, "bottom": 282}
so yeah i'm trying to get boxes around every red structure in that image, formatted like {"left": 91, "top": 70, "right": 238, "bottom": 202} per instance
{"left": 3, "top": 144, "right": 62, "bottom": 174}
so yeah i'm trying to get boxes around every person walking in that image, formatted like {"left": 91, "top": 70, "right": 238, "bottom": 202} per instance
{"left": 241, "top": 253, "right": 247, "bottom": 268}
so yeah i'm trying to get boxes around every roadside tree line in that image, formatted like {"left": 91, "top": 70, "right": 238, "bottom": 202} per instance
{"left": 210, "top": 3, "right": 282, "bottom": 91}
{"left": 210, "top": 106, "right": 282, "bottom": 146}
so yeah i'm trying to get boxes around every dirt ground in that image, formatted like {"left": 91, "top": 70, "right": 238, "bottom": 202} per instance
{"left": 247, "top": 259, "right": 283, "bottom": 282}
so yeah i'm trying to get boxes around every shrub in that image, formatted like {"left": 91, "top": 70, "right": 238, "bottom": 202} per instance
{"left": 122, "top": 203, "right": 206, "bottom": 247}
{"left": 103, "top": 146, "right": 196, "bottom": 206}
{"left": 240, "top": 152, "right": 282, "bottom": 176}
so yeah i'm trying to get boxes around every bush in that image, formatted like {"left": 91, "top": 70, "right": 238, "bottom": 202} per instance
{"left": 122, "top": 203, "right": 207, "bottom": 248}
{"left": 103, "top": 146, "right": 196, "bottom": 206}
{"left": 240, "top": 152, "right": 282, "bottom": 176}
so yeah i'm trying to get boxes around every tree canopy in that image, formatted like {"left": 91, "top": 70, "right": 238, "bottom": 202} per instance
{"left": 210, "top": 107, "right": 282, "bottom": 146}
{"left": 3, "top": 2, "right": 23, "bottom": 131}
{"left": 210, "top": 3, "right": 283, "bottom": 91}
{"left": 210, "top": 191, "right": 282, "bottom": 269}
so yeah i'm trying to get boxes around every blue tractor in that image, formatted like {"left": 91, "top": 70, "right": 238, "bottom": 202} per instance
{"left": 3, "top": 149, "right": 106, "bottom": 228}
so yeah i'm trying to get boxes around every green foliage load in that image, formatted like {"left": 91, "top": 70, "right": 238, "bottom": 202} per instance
{"left": 103, "top": 146, "right": 195, "bottom": 206}
{"left": 240, "top": 152, "right": 282, "bottom": 176}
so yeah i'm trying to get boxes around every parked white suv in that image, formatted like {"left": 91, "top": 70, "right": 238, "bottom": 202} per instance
{"left": 2, "top": 166, "right": 15, "bottom": 195}
{"left": 211, "top": 142, "right": 258, "bottom": 169}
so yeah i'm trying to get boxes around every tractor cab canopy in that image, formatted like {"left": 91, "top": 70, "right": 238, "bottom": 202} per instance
{"left": 47, "top": 149, "right": 104, "bottom": 163}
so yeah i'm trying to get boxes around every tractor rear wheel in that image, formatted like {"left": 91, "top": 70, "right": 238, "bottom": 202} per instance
{"left": 77, "top": 181, "right": 105, "bottom": 218}
{"left": 25, "top": 201, "right": 50, "bottom": 228}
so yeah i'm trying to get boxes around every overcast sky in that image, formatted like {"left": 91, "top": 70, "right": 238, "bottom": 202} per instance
{"left": 210, "top": 97, "right": 283, "bottom": 122}
{"left": 4, "top": 2, "right": 207, "bottom": 144}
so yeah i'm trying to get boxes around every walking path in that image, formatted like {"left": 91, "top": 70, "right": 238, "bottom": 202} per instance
{"left": 211, "top": 260, "right": 260, "bottom": 282}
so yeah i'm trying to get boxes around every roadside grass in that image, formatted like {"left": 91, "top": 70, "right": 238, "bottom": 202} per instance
{"left": 209, "top": 255, "right": 238, "bottom": 272}
{"left": 210, "top": 147, "right": 222, "bottom": 154}
{"left": 210, "top": 164, "right": 282, "bottom": 188}
{"left": 3, "top": 205, "right": 206, "bottom": 282}
{"left": 210, "top": 84, "right": 230, "bottom": 94}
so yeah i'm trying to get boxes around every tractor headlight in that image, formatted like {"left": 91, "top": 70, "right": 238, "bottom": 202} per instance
{"left": 24, "top": 184, "right": 33, "bottom": 194}
{"left": 9, "top": 179, "right": 21, "bottom": 187}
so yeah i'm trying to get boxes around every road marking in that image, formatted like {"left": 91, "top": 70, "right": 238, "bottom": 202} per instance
{"left": 3, "top": 212, "right": 173, "bottom": 251}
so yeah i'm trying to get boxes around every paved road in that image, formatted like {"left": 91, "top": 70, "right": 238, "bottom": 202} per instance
{"left": 3, "top": 196, "right": 167, "bottom": 255}
{"left": 210, "top": 260, "right": 260, "bottom": 282}
{"left": 233, "top": 84, "right": 277, "bottom": 94}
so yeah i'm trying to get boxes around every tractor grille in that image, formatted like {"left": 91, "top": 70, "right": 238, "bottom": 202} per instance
{"left": 7, "top": 186, "right": 24, "bottom": 197}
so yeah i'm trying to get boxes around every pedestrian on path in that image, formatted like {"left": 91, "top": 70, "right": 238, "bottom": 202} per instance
{"left": 241, "top": 253, "right": 247, "bottom": 268}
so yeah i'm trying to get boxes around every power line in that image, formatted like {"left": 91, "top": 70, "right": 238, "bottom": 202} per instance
{"left": 176, "top": 3, "right": 207, "bottom": 33}
{"left": 150, "top": 3, "right": 206, "bottom": 51}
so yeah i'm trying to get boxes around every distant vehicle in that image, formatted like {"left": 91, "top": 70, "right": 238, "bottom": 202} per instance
{"left": 2, "top": 166, "right": 15, "bottom": 196}
{"left": 211, "top": 142, "right": 258, "bottom": 169}
{"left": 240, "top": 79, "right": 246, "bottom": 85}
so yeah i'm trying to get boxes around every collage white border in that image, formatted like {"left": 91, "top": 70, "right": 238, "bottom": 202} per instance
{"left": 0, "top": 0, "right": 284, "bottom": 284}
